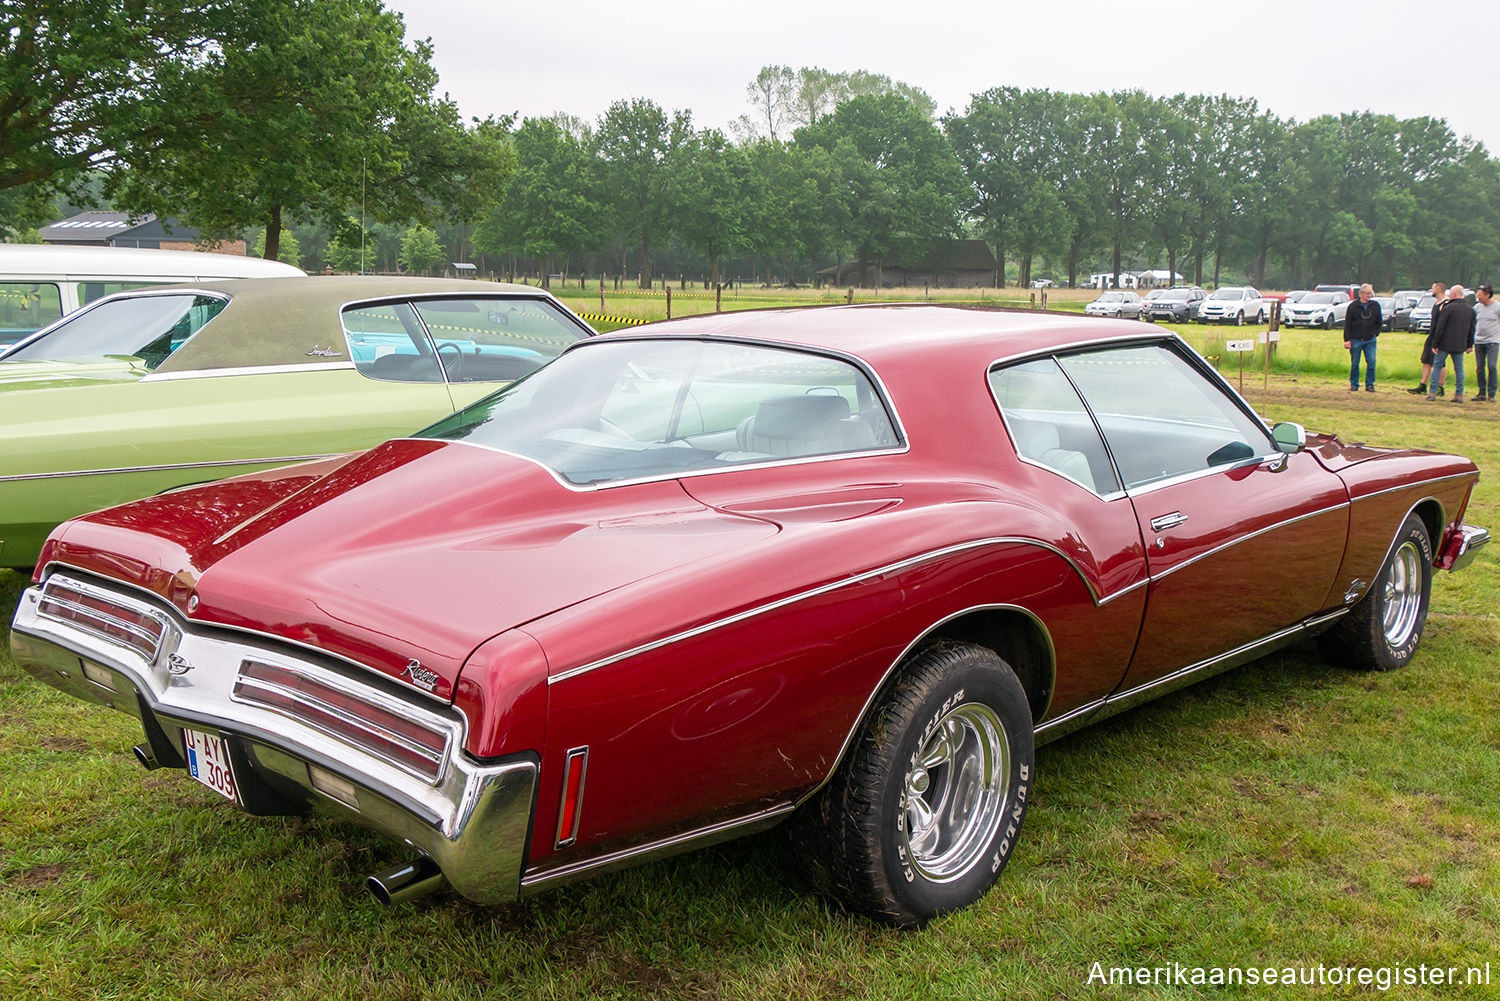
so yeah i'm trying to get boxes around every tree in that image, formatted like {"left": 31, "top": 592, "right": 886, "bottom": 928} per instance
{"left": 672, "top": 130, "right": 746, "bottom": 285}
{"left": 398, "top": 224, "right": 444, "bottom": 274}
{"left": 473, "top": 117, "right": 602, "bottom": 286}
{"left": 795, "top": 94, "right": 962, "bottom": 285}
{"left": 594, "top": 99, "right": 692, "bottom": 288}
{"left": 0, "top": 0, "right": 240, "bottom": 193}
{"left": 112, "top": 0, "right": 503, "bottom": 261}
{"left": 253, "top": 227, "right": 303, "bottom": 267}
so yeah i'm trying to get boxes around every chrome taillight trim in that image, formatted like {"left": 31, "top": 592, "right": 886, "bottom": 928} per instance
{"left": 232, "top": 659, "right": 454, "bottom": 785}
{"left": 37, "top": 573, "right": 176, "bottom": 664}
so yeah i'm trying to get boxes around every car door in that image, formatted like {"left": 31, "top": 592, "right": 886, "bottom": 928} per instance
{"left": 1057, "top": 342, "right": 1348, "bottom": 692}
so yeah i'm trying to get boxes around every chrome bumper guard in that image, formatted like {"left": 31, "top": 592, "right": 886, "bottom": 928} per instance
{"left": 9, "top": 576, "right": 536, "bottom": 905}
{"left": 1445, "top": 524, "right": 1490, "bottom": 572}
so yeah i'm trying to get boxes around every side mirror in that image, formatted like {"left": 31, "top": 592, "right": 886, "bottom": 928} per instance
{"left": 1271, "top": 421, "right": 1306, "bottom": 454}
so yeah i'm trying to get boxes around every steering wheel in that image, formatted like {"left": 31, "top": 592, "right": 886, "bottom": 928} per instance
{"left": 436, "top": 342, "right": 465, "bottom": 380}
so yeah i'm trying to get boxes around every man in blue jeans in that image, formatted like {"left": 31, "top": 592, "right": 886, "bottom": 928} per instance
{"left": 1428, "top": 285, "right": 1476, "bottom": 402}
{"left": 1342, "top": 283, "right": 1382, "bottom": 391}
{"left": 1474, "top": 283, "right": 1499, "bottom": 402}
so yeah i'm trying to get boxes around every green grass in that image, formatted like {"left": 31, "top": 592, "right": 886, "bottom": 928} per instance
{"left": 2, "top": 355, "right": 1497, "bottom": 998}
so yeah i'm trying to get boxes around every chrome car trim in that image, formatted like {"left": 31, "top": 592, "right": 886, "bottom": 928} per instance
{"left": 1033, "top": 611, "right": 1349, "bottom": 746}
{"left": 1357, "top": 472, "right": 1471, "bottom": 501}
{"left": 1148, "top": 501, "right": 1351, "bottom": 583}
{"left": 0, "top": 287, "right": 233, "bottom": 357}
{"left": 141, "top": 361, "right": 356, "bottom": 381}
{"left": 1448, "top": 525, "right": 1490, "bottom": 572}
{"left": 548, "top": 541, "right": 1097, "bottom": 685}
{"left": 520, "top": 802, "right": 795, "bottom": 894}
{"left": 0, "top": 454, "right": 339, "bottom": 484}
{"left": 34, "top": 563, "right": 453, "bottom": 706}
{"left": 37, "top": 573, "right": 178, "bottom": 665}
{"left": 9, "top": 580, "right": 535, "bottom": 905}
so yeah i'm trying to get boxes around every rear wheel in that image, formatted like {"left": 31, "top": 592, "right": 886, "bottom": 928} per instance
{"left": 788, "top": 641, "right": 1034, "bottom": 928}
{"left": 1318, "top": 514, "right": 1432, "bottom": 671}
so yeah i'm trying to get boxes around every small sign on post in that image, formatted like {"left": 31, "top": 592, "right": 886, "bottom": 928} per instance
{"left": 1258, "top": 330, "right": 1280, "bottom": 393}
{"left": 1226, "top": 338, "right": 1256, "bottom": 392}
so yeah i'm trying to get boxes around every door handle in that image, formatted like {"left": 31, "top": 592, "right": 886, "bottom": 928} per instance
{"left": 1150, "top": 512, "right": 1189, "bottom": 532}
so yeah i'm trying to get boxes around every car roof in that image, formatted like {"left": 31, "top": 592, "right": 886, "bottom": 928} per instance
{"left": 600, "top": 304, "right": 1163, "bottom": 374}
{"left": 0, "top": 243, "right": 305, "bottom": 280}
{"left": 78, "top": 276, "right": 569, "bottom": 373}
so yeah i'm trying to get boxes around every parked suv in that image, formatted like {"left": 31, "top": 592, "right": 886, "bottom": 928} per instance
{"left": 1283, "top": 291, "right": 1351, "bottom": 328}
{"left": 1142, "top": 286, "right": 1207, "bottom": 322}
{"left": 1196, "top": 286, "right": 1267, "bottom": 325}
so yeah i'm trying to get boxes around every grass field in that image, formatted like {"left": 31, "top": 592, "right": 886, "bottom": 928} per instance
{"left": 1, "top": 301, "right": 1496, "bottom": 999}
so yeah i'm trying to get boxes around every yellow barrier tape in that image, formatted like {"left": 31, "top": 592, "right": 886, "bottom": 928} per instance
{"left": 575, "top": 311, "right": 649, "bottom": 327}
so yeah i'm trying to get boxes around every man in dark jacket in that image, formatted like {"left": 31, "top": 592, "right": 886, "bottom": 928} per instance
{"left": 1427, "top": 285, "right": 1477, "bottom": 402}
{"left": 1342, "top": 283, "right": 1383, "bottom": 391}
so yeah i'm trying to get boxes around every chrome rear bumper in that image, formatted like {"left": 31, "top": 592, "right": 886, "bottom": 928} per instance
{"left": 9, "top": 575, "right": 536, "bottom": 905}
{"left": 1441, "top": 524, "right": 1489, "bottom": 573}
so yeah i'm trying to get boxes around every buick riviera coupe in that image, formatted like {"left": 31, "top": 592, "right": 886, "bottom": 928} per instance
{"left": 10, "top": 306, "right": 1487, "bottom": 927}
{"left": 0, "top": 276, "right": 593, "bottom": 569}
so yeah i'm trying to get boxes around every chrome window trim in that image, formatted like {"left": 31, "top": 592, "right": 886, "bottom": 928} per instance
{"left": 0, "top": 453, "right": 339, "bottom": 484}
{"left": 141, "top": 361, "right": 355, "bottom": 381}
{"left": 548, "top": 539, "right": 1102, "bottom": 685}
{"left": 0, "top": 287, "right": 232, "bottom": 358}
{"left": 411, "top": 333, "right": 912, "bottom": 493}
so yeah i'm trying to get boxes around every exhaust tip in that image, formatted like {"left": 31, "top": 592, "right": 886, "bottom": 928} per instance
{"left": 366, "top": 856, "right": 445, "bottom": 906}
{"left": 132, "top": 745, "right": 161, "bottom": 770}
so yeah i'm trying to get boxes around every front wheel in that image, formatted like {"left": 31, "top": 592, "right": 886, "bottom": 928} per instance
{"left": 1234, "top": 311, "right": 1244, "bottom": 326}
{"left": 1318, "top": 514, "right": 1433, "bottom": 671}
{"left": 788, "top": 641, "right": 1034, "bottom": 928}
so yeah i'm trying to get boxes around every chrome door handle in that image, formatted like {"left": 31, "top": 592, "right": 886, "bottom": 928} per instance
{"left": 1150, "top": 512, "right": 1189, "bottom": 532}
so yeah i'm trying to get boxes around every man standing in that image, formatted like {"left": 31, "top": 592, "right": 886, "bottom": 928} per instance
{"left": 1343, "top": 283, "right": 1382, "bottom": 391}
{"left": 1408, "top": 281, "right": 1448, "bottom": 396}
{"left": 1427, "top": 285, "right": 1476, "bottom": 402}
{"left": 1474, "top": 283, "right": 1499, "bottom": 402}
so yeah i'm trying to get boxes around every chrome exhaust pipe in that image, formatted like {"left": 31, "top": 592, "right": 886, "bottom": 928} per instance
{"left": 366, "top": 856, "right": 445, "bottom": 906}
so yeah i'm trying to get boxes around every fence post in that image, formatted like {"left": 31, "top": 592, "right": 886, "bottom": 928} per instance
{"left": 846, "top": 287, "right": 854, "bottom": 305}
{"left": 665, "top": 286, "right": 672, "bottom": 320}
{"left": 599, "top": 280, "right": 605, "bottom": 312}
{"left": 715, "top": 283, "right": 723, "bottom": 313}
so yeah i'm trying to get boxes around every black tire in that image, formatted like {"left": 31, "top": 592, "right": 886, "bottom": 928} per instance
{"left": 1234, "top": 311, "right": 1244, "bottom": 326}
{"left": 1318, "top": 514, "right": 1432, "bottom": 671}
{"left": 1322, "top": 314, "right": 1333, "bottom": 329}
{"left": 1257, "top": 309, "right": 1266, "bottom": 323}
{"left": 787, "top": 641, "right": 1034, "bottom": 928}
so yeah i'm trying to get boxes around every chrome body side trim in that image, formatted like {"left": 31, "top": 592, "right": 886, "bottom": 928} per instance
{"left": 520, "top": 803, "right": 794, "bottom": 895}
{"left": 548, "top": 540, "right": 1096, "bottom": 685}
{"left": 9, "top": 581, "right": 535, "bottom": 905}
{"left": 0, "top": 454, "right": 339, "bottom": 484}
{"left": 140, "top": 361, "right": 355, "bottom": 381}
{"left": 1033, "top": 611, "right": 1348, "bottom": 746}
{"left": 1150, "top": 502, "right": 1351, "bottom": 583}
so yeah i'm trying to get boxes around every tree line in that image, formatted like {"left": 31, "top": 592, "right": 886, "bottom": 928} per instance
{"left": 4, "top": 4, "right": 1498, "bottom": 290}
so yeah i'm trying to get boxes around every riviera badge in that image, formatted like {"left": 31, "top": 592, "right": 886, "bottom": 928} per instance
{"left": 403, "top": 658, "right": 439, "bottom": 692}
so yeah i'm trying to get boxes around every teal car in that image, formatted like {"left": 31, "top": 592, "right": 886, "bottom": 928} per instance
{"left": 0, "top": 276, "right": 595, "bottom": 570}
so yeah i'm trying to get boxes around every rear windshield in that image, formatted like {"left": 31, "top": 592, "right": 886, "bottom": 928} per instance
{"left": 2, "top": 293, "right": 225, "bottom": 368}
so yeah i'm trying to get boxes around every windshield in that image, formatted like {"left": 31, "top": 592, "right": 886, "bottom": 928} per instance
{"left": 1094, "top": 292, "right": 1124, "bottom": 302}
{"left": 1209, "top": 288, "right": 1246, "bottom": 301}
{"left": 1417, "top": 296, "right": 1436, "bottom": 309}
{"left": 419, "top": 339, "right": 901, "bottom": 486}
{"left": 1300, "top": 292, "right": 1339, "bottom": 305}
{"left": 1159, "top": 290, "right": 1190, "bottom": 301}
{"left": 1, "top": 293, "right": 225, "bottom": 368}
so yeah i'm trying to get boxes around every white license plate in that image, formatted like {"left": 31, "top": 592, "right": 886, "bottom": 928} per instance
{"left": 183, "top": 727, "right": 239, "bottom": 802}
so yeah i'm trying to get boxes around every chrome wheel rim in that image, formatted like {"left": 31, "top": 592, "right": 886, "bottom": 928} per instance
{"left": 902, "top": 703, "right": 1009, "bottom": 883}
{"left": 1381, "top": 540, "right": 1423, "bottom": 647}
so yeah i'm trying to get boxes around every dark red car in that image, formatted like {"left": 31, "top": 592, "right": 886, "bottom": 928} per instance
{"left": 10, "top": 306, "right": 1488, "bottom": 927}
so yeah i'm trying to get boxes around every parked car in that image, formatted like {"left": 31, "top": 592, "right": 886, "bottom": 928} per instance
{"left": 0, "top": 244, "right": 304, "bottom": 350}
{"left": 1084, "top": 290, "right": 1143, "bottom": 318}
{"left": 1314, "top": 283, "right": 1359, "bottom": 301}
{"left": 1410, "top": 294, "right": 1439, "bottom": 332}
{"left": 11, "top": 306, "right": 1487, "bottom": 927}
{"left": 1384, "top": 292, "right": 1424, "bottom": 332}
{"left": 1196, "top": 286, "right": 1267, "bottom": 324}
{"left": 1141, "top": 286, "right": 1207, "bottom": 323}
{"left": 0, "top": 276, "right": 594, "bottom": 569}
{"left": 1031, "top": 278, "right": 1056, "bottom": 288}
{"left": 1282, "top": 291, "right": 1352, "bottom": 329}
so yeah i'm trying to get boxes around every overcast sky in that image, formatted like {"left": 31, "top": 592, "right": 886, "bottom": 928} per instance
{"left": 383, "top": 0, "right": 1499, "bottom": 157}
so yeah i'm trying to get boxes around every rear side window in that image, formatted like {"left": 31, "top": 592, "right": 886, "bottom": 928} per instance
{"left": 2, "top": 293, "right": 224, "bottom": 368}
{"left": 989, "top": 358, "right": 1119, "bottom": 495}
{"left": 343, "top": 302, "right": 445, "bottom": 382}
{"left": 0, "top": 282, "right": 63, "bottom": 341}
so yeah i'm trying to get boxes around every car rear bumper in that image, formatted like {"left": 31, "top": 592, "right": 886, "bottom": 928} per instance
{"left": 8, "top": 571, "right": 537, "bottom": 905}
{"left": 1439, "top": 524, "right": 1490, "bottom": 572}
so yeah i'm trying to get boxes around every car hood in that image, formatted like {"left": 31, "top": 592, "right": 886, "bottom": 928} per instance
{"left": 40, "top": 439, "right": 780, "bottom": 700}
{"left": 0, "top": 356, "right": 148, "bottom": 389}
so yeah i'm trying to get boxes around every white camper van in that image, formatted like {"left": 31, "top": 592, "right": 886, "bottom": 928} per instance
{"left": 0, "top": 244, "right": 305, "bottom": 348}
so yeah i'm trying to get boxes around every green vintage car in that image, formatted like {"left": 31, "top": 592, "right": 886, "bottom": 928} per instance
{"left": 0, "top": 276, "right": 595, "bottom": 570}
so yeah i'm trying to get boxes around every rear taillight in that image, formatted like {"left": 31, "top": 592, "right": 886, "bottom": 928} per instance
{"left": 233, "top": 660, "right": 451, "bottom": 782}
{"left": 37, "top": 575, "right": 174, "bottom": 664}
